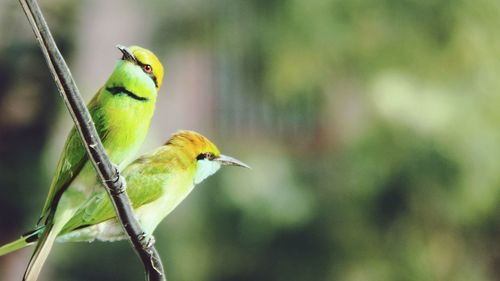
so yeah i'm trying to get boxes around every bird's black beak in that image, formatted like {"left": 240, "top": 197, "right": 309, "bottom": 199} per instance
{"left": 215, "top": 154, "right": 251, "bottom": 169}
{"left": 116, "top": 44, "right": 137, "bottom": 64}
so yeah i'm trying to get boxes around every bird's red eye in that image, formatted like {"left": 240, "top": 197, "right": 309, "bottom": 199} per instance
{"left": 143, "top": 64, "right": 152, "bottom": 74}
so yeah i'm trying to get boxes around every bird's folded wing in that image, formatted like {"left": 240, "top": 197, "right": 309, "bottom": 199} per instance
{"left": 60, "top": 159, "right": 166, "bottom": 234}
{"left": 39, "top": 126, "right": 87, "bottom": 223}
{"left": 40, "top": 95, "right": 108, "bottom": 223}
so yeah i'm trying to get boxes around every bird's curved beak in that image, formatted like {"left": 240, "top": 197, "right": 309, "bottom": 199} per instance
{"left": 216, "top": 154, "right": 251, "bottom": 169}
{"left": 116, "top": 44, "right": 137, "bottom": 64}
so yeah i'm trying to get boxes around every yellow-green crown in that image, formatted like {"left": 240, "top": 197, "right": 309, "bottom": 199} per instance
{"left": 166, "top": 130, "right": 221, "bottom": 159}
{"left": 129, "top": 46, "right": 164, "bottom": 89}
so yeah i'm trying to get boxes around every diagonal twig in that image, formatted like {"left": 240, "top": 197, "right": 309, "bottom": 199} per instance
{"left": 17, "top": 0, "right": 166, "bottom": 280}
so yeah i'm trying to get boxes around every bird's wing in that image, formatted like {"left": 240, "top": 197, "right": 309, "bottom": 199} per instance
{"left": 60, "top": 156, "right": 167, "bottom": 234}
{"left": 39, "top": 94, "right": 108, "bottom": 223}
{"left": 39, "top": 127, "right": 87, "bottom": 223}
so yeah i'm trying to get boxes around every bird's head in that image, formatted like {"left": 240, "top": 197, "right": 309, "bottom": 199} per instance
{"left": 166, "top": 130, "right": 250, "bottom": 184}
{"left": 117, "top": 45, "right": 164, "bottom": 90}
{"left": 105, "top": 45, "right": 164, "bottom": 102}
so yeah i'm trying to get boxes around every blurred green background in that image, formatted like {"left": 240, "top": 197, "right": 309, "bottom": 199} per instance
{"left": 1, "top": 0, "right": 500, "bottom": 280}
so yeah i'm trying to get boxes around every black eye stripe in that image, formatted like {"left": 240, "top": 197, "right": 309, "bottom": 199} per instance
{"left": 136, "top": 61, "right": 158, "bottom": 88}
{"left": 151, "top": 75, "right": 158, "bottom": 88}
{"left": 138, "top": 62, "right": 151, "bottom": 69}
{"left": 197, "top": 152, "right": 215, "bottom": 161}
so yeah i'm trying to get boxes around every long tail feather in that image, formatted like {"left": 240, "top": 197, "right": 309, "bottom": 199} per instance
{"left": 23, "top": 224, "right": 57, "bottom": 281}
{"left": 0, "top": 237, "right": 31, "bottom": 256}
{"left": 0, "top": 227, "right": 43, "bottom": 256}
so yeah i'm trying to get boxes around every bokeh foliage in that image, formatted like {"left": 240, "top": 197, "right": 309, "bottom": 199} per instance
{"left": 1, "top": 0, "right": 500, "bottom": 280}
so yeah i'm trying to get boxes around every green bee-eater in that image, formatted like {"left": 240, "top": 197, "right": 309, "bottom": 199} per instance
{"left": 0, "top": 131, "right": 249, "bottom": 270}
{"left": 17, "top": 45, "right": 164, "bottom": 281}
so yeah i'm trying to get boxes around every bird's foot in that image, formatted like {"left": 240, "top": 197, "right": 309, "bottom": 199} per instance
{"left": 106, "top": 164, "right": 126, "bottom": 195}
{"left": 138, "top": 232, "right": 156, "bottom": 249}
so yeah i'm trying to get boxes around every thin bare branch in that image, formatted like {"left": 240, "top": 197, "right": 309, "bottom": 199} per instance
{"left": 17, "top": 0, "right": 165, "bottom": 280}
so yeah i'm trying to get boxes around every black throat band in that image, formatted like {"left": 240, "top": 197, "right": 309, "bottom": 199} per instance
{"left": 106, "top": 86, "right": 148, "bottom": 102}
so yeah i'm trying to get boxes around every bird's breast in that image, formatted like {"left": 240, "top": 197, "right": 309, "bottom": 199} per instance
{"left": 98, "top": 90, "right": 156, "bottom": 167}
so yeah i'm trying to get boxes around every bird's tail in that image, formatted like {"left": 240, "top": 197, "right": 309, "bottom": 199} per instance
{"left": 0, "top": 227, "right": 43, "bottom": 256}
{"left": 23, "top": 223, "right": 57, "bottom": 281}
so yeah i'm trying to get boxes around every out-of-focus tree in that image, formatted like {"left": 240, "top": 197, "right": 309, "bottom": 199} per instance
{"left": 1, "top": 0, "right": 500, "bottom": 280}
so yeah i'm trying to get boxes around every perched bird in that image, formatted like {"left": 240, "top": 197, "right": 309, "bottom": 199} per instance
{"left": 20, "top": 45, "right": 164, "bottom": 281}
{"left": 0, "top": 130, "right": 249, "bottom": 254}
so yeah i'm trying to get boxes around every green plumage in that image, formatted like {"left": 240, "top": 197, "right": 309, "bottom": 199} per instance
{"left": 19, "top": 45, "right": 164, "bottom": 281}
{"left": 60, "top": 151, "right": 169, "bottom": 235}
{"left": 0, "top": 131, "right": 249, "bottom": 255}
